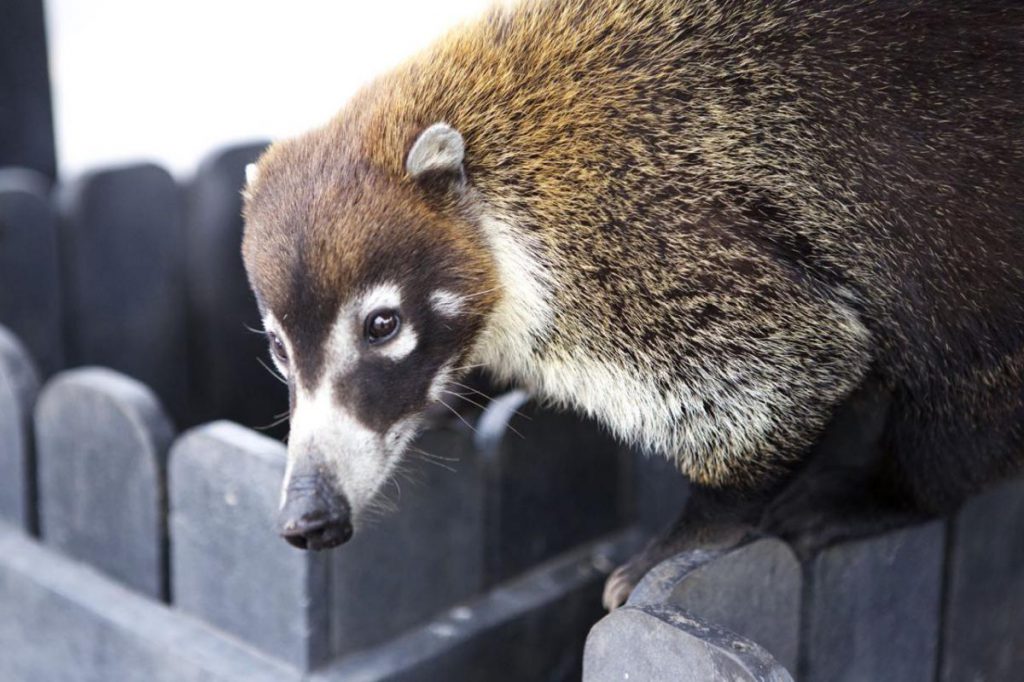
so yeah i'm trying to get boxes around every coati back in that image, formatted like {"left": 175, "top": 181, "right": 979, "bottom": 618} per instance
{"left": 242, "top": 0, "right": 1023, "bottom": 598}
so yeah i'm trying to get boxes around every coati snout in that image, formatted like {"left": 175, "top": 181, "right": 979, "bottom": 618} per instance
{"left": 278, "top": 463, "right": 353, "bottom": 550}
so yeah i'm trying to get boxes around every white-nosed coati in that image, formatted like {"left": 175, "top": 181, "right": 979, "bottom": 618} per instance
{"left": 241, "top": 0, "right": 1024, "bottom": 608}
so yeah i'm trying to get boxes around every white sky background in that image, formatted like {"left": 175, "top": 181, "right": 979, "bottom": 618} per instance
{"left": 45, "top": 0, "right": 495, "bottom": 179}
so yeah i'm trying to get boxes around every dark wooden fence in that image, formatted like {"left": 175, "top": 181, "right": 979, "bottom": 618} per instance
{"left": 1, "top": 146, "right": 1022, "bottom": 681}
{"left": 0, "top": 148, "right": 679, "bottom": 679}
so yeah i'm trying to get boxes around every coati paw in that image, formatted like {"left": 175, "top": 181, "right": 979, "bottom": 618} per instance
{"left": 602, "top": 560, "right": 647, "bottom": 610}
{"left": 759, "top": 473, "right": 926, "bottom": 560}
{"left": 602, "top": 522, "right": 757, "bottom": 610}
{"left": 765, "top": 507, "right": 927, "bottom": 561}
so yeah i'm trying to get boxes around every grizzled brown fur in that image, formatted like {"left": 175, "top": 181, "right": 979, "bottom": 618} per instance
{"left": 244, "top": 0, "right": 1023, "bottom": 512}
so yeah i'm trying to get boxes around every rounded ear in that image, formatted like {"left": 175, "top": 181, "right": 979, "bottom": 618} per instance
{"left": 406, "top": 123, "right": 465, "bottom": 181}
{"left": 242, "top": 163, "right": 260, "bottom": 201}
{"left": 245, "top": 163, "right": 260, "bottom": 186}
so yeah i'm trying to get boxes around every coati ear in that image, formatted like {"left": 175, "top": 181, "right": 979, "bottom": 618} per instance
{"left": 245, "top": 163, "right": 260, "bottom": 186}
{"left": 242, "top": 163, "right": 260, "bottom": 201}
{"left": 406, "top": 123, "right": 465, "bottom": 182}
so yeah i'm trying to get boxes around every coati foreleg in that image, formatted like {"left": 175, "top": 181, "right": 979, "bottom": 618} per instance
{"left": 603, "top": 480, "right": 783, "bottom": 610}
{"left": 603, "top": 374, "right": 926, "bottom": 609}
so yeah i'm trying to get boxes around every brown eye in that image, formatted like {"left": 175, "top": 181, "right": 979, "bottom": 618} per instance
{"left": 366, "top": 309, "right": 400, "bottom": 343}
{"left": 269, "top": 331, "right": 288, "bottom": 364}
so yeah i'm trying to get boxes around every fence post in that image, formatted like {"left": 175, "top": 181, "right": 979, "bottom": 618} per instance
{"left": 800, "top": 520, "right": 946, "bottom": 682}
{"left": 34, "top": 367, "right": 175, "bottom": 599}
{"left": 0, "top": 325, "right": 41, "bottom": 531}
{"left": 0, "top": 0, "right": 56, "bottom": 180}
{"left": 0, "top": 168, "right": 64, "bottom": 376}
{"left": 584, "top": 604, "right": 794, "bottom": 682}
{"left": 625, "top": 537, "right": 801, "bottom": 672}
{"left": 476, "top": 390, "right": 629, "bottom": 584}
{"left": 169, "top": 421, "right": 332, "bottom": 670}
{"left": 314, "top": 531, "right": 636, "bottom": 682}
{"left": 0, "top": 522, "right": 301, "bottom": 682}
{"left": 626, "top": 444, "right": 690, "bottom": 534}
{"left": 184, "top": 142, "right": 281, "bottom": 429}
{"left": 57, "top": 163, "right": 189, "bottom": 423}
{"left": 941, "top": 475, "right": 1024, "bottom": 681}
{"left": 326, "top": 422, "right": 487, "bottom": 656}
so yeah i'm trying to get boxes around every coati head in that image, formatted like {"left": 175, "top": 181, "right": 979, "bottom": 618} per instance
{"left": 242, "top": 122, "right": 498, "bottom": 550}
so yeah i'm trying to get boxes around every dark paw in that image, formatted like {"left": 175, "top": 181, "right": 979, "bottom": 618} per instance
{"left": 602, "top": 522, "right": 755, "bottom": 610}
{"left": 763, "top": 499, "right": 926, "bottom": 560}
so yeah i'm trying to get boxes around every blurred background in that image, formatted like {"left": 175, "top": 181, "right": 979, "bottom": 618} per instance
{"left": 47, "top": 0, "right": 494, "bottom": 177}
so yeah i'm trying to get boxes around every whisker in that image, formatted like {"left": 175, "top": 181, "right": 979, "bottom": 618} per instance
{"left": 441, "top": 389, "right": 489, "bottom": 412}
{"left": 363, "top": 492, "right": 398, "bottom": 520}
{"left": 461, "top": 286, "right": 500, "bottom": 301}
{"left": 444, "top": 389, "right": 525, "bottom": 439}
{"left": 437, "top": 398, "right": 478, "bottom": 434}
{"left": 395, "top": 464, "right": 426, "bottom": 487}
{"left": 254, "top": 414, "right": 290, "bottom": 431}
{"left": 495, "top": 416, "right": 524, "bottom": 440}
{"left": 409, "top": 445, "right": 459, "bottom": 462}
{"left": 442, "top": 390, "right": 524, "bottom": 438}
{"left": 448, "top": 380, "right": 533, "bottom": 422}
{"left": 256, "top": 357, "right": 288, "bottom": 386}
{"left": 447, "top": 380, "right": 495, "bottom": 401}
{"left": 414, "top": 456, "right": 456, "bottom": 473}
{"left": 451, "top": 363, "right": 486, "bottom": 373}
{"left": 409, "top": 447, "right": 457, "bottom": 472}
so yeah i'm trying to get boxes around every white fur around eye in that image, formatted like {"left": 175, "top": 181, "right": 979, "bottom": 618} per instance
{"left": 377, "top": 321, "right": 418, "bottom": 361}
{"left": 361, "top": 283, "right": 402, "bottom": 319}
{"left": 430, "top": 289, "right": 466, "bottom": 317}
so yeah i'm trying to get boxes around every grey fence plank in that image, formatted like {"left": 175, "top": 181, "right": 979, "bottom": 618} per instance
{"left": 0, "top": 168, "right": 63, "bottom": 376}
{"left": 801, "top": 520, "right": 946, "bottom": 682}
{"left": 317, "top": 530, "right": 637, "bottom": 682}
{"left": 0, "top": 325, "right": 40, "bottom": 531}
{"left": 584, "top": 603, "right": 793, "bottom": 682}
{"left": 57, "top": 163, "right": 188, "bottom": 422}
{"left": 169, "top": 421, "right": 331, "bottom": 671}
{"left": 0, "top": 0, "right": 56, "bottom": 180}
{"left": 184, "top": 142, "right": 281, "bottom": 429}
{"left": 627, "top": 537, "right": 801, "bottom": 673}
{"left": 476, "top": 390, "right": 628, "bottom": 584}
{"left": 627, "top": 444, "right": 690, "bottom": 534}
{"left": 0, "top": 523, "right": 300, "bottom": 682}
{"left": 35, "top": 367, "right": 175, "bottom": 600}
{"left": 941, "top": 475, "right": 1024, "bottom": 682}
{"left": 328, "top": 424, "right": 486, "bottom": 657}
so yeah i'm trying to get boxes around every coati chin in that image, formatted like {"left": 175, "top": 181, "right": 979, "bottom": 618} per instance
{"left": 240, "top": 0, "right": 1024, "bottom": 609}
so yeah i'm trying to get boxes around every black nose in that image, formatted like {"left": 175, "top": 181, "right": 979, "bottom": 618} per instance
{"left": 277, "top": 474, "right": 353, "bottom": 551}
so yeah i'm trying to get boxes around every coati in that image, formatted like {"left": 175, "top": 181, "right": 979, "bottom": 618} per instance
{"left": 241, "top": 0, "right": 1024, "bottom": 609}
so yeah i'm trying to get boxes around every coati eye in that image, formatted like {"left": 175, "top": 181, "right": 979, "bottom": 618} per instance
{"left": 366, "top": 309, "right": 401, "bottom": 344}
{"left": 268, "top": 331, "right": 288, "bottom": 364}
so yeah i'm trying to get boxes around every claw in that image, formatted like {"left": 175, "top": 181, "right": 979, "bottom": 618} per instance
{"left": 602, "top": 564, "right": 637, "bottom": 611}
